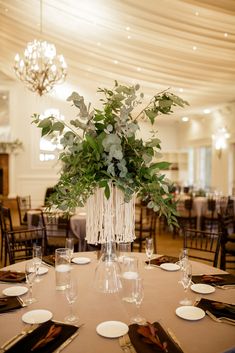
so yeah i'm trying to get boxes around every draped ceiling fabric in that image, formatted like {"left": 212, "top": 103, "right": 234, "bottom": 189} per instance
{"left": 0, "top": 0, "right": 235, "bottom": 119}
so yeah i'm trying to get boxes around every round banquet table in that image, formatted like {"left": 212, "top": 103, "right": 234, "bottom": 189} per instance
{"left": 0, "top": 253, "right": 234, "bottom": 353}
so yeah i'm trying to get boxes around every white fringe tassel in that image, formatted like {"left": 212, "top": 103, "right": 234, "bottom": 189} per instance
{"left": 86, "top": 184, "right": 135, "bottom": 244}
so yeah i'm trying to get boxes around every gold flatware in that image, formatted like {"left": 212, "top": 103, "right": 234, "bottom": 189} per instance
{"left": 167, "top": 328, "right": 183, "bottom": 350}
{"left": 55, "top": 329, "right": 80, "bottom": 353}
{"left": 206, "top": 310, "right": 235, "bottom": 326}
{"left": 122, "top": 334, "right": 137, "bottom": 353}
{"left": 215, "top": 285, "right": 235, "bottom": 290}
{"left": 0, "top": 325, "right": 37, "bottom": 351}
{"left": 17, "top": 296, "right": 27, "bottom": 307}
{"left": 119, "top": 335, "right": 131, "bottom": 353}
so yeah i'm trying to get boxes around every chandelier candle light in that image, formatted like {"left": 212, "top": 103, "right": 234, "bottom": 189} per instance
{"left": 14, "top": 1, "right": 67, "bottom": 95}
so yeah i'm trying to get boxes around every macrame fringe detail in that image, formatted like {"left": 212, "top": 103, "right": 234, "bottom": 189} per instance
{"left": 86, "top": 184, "right": 135, "bottom": 244}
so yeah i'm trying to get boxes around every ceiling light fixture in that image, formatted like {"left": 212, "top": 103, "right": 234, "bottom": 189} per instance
{"left": 203, "top": 108, "right": 211, "bottom": 114}
{"left": 13, "top": 0, "right": 67, "bottom": 96}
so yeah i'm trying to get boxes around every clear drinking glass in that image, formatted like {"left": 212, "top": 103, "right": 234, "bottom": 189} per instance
{"left": 179, "top": 262, "right": 192, "bottom": 306}
{"left": 33, "top": 245, "right": 42, "bottom": 282}
{"left": 65, "top": 277, "right": 79, "bottom": 324}
{"left": 145, "top": 238, "right": 154, "bottom": 269}
{"left": 130, "top": 277, "right": 146, "bottom": 325}
{"left": 117, "top": 242, "right": 131, "bottom": 262}
{"left": 178, "top": 248, "right": 189, "bottom": 270}
{"left": 55, "top": 248, "right": 71, "bottom": 290}
{"left": 121, "top": 256, "right": 139, "bottom": 302}
{"left": 65, "top": 238, "right": 74, "bottom": 262}
{"left": 25, "top": 260, "right": 37, "bottom": 304}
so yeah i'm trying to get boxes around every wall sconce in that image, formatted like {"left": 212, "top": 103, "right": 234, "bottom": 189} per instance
{"left": 212, "top": 127, "right": 230, "bottom": 158}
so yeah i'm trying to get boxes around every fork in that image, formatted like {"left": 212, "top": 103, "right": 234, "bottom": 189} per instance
{"left": 17, "top": 296, "right": 28, "bottom": 307}
{"left": 119, "top": 336, "right": 131, "bottom": 353}
{"left": 122, "top": 335, "right": 137, "bottom": 353}
{"left": 0, "top": 324, "right": 37, "bottom": 351}
{"left": 215, "top": 285, "right": 235, "bottom": 290}
{"left": 206, "top": 310, "right": 235, "bottom": 326}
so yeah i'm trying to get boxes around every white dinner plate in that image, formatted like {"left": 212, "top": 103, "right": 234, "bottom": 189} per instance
{"left": 2, "top": 286, "right": 28, "bottom": 297}
{"left": 72, "top": 257, "right": 91, "bottom": 265}
{"left": 160, "top": 263, "right": 180, "bottom": 271}
{"left": 22, "top": 309, "right": 53, "bottom": 324}
{"left": 176, "top": 306, "right": 205, "bottom": 321}
{"left": 190, "top": 283, "right": 215, "bottom": 294}
{"left": 38, "top": 267, "right": 49, "bottom": 275}
{"left": 96, "top": 321, "right": 129, "bottom": 338}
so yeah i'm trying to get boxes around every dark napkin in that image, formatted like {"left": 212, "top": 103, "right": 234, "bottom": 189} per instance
{"left": 128, "top": 322, "right": 184, "bottom": 353}
{"left": 0, "top": 270, "right": 26, "bottom": 283}
{"left": 42, "top": 255, "right": 55, "bottom": 267}
{"left": 192, "top": 274, "right": 235, "bottom": 286}
{"left": 6, "top": 320, "right": 79, "bottom": 353}
{"left": 0, "top": 297, "right": 22, "bottom": 313}
{"left": 196, "top": 298, "right": 235, "bottom": 321}
{"left": 148, "top": 256, "right": 179, "bottom": 266}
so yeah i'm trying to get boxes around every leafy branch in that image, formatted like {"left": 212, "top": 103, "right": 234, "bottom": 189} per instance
{"left": 32, "top": 81, "right": 189, "bottom": 227}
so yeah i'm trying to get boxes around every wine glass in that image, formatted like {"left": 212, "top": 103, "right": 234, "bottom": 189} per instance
{"left": 130, "top": 277, "right": 146, "bottom": 324}
{"left": 33, "top": 245, "right": 42, "bottom": 282}
{"left": 179, "top": 262, "right": 192, "bottom": 306}
{"left": 65, "top": 277, "right": 79, "bottom": 324}
{"left": 178, "top": 248, "right": 189, "bottom": 270}
{"left": 145, "top": 238, "right": 154, "bottom": 269}
{"left": 25, "top": 260, "right": 37, "bottom": 304}
{"left": 65, "top": 238, "right": 74, "bottom": 263}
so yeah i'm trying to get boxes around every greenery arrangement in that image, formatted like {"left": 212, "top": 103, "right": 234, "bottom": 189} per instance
{"left": 32, "top": 81, "right": 189, "bottom": 227}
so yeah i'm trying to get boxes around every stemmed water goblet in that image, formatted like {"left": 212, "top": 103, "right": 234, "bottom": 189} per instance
{"left": 33, "top": 245, "right": 42, "bottom": 282}
{"left": 145, "top": 238, "right": 154, "bottom": 269}
{"left": 25, "top": 260, "right": 37, "bottom": 304}
{"left": 179, "top": 262, "right": 192, "bottom": 306}
{"left": 65, "top": 277, "right": 79, "bottom": 324}
{"left": 130, "top": 277, "right": 146, "bottom": 325}
{"left": 65, "top": 238, "right": 74, "bottom": 263}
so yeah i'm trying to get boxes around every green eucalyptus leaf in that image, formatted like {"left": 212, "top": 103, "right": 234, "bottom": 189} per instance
{"left": 52, "top": 121, "right": 64, "bottom": 132}
{"left": 104, "top": 183, "right": 110, "bottom": 199}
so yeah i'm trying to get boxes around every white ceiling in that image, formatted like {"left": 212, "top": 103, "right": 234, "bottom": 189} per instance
{"left": 0, "top": 0, "right": 235, "bottom": 120}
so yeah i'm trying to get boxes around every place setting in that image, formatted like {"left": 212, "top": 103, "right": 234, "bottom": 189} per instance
{"left": 175, "top": 261, "right": 206, "bottom": 322}
{"left": 0, "top": 295, "right": 25, "bottom": 313}
{"left": 0, "top": 270, "right": 26, "bottom": 283}
{"left": 191, "top": 273, "right": 235, "bottom": 289}
{"left": 147, "top": 251, "right": 181, "bottom": 271}
{"left": 0, "top": 319, "right": 81, "bottom": 353}
{"left": 118, "top": 321, "right": 185, "bottom": 353}
{"left": 196, "top": 298, "right": 235, "bottom": 325}
{"left": 0, "top": 274, "right": 82, "bottom": 352}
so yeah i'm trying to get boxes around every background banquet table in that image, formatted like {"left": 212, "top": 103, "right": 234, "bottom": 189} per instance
{"left": 0, "top": 253, "right": 234, "bottom": 353}
{"left": 27, "top": 208, "right": 87, "bottom": 250}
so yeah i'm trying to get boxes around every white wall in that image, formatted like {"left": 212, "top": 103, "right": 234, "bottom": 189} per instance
{"left": 7, "top": 83, "right": 77, "bottom": 206}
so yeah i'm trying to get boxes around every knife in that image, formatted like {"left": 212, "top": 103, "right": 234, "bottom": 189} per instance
{"left": 55, "top": 330, "right": 80, "bottom": 353}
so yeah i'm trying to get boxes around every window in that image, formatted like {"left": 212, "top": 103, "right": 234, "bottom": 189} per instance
{"left": 39, "top": 109, "right": 64, "bottom": 162}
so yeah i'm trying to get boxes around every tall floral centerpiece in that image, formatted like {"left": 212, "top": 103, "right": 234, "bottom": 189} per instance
{"left": 33, "top": 82, "right": 188, "bottom": 292}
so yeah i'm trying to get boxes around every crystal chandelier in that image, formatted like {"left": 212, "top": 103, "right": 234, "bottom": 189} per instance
{"left": 13, "top": 1, "right": 67, "bottom": 96}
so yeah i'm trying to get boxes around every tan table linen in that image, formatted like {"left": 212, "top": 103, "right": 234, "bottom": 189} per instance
{"left": 0, "top": 253, "right": 234, "bottom": 353}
